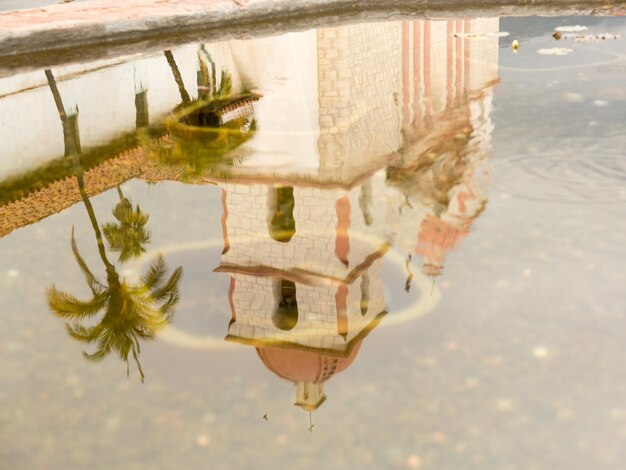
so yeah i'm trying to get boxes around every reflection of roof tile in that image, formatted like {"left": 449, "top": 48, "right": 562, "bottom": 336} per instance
{"left": 0, "top": 138, "right": 212, "bottom": 239}
{"left": 0, "top": 147, "right": 144, "bottom": 238}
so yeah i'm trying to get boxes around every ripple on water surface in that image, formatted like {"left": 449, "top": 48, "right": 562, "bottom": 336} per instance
{"left": 494, "top": 134, "right": 626, "bottom": 204}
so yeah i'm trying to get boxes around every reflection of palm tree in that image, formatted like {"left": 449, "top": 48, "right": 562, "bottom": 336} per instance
{"left": 145, "top": 52, "right": 253, "bottom": 181}
{"left": 164, "top": 50, "right": 191, "bottom": 105}
{"left": 103, "top": 186, "right": 150, "bottom": 262}
{"left": 45, "top": 69, "right": 182, "bottom": 381}
{"left": 48, "top": 237, "right": 181, "bottom": 382}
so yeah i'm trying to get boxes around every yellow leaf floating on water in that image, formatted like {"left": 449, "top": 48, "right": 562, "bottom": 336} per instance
{"left": 511, "top": 39, "right": 520, "bottom": 52}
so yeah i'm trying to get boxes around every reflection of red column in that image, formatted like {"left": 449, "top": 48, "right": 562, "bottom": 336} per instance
{"left": 464, "top": 20, "right": 471, "bottom": 94}
{"left": 413, "top": 21, "right": 422, "bottom": 126}
{"left": 456, "top": 20, "right": 464, "bottom": 103}
{"left": 402, "top": 21, "right": 411, "bottom": 130}
{"left": 423, "top": 21, "right": 432, "bottom": 116}
{"left": 335, "top": 195, "right": 351, "bottom": 267}
{"left": 228, "top": 276, "right": 236, "bottom": 325}
{"left": 335, "top": 284, "right": 348, "bottom": 338}
{"left": 221, "top": 188, "right": 230, "bottom": 254}
{"left": 447, "top": 20, "right": 454, "bottom": 109}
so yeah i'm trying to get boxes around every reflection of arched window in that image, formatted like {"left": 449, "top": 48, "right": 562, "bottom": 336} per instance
{"left": 272, "top": 279, "right": 298, "bottom": 330}
{"left": 268, "top": 187, "right": 296, "bottom": 243}
{"left": 360, "top": 273, "right": 370, "bottom": 315}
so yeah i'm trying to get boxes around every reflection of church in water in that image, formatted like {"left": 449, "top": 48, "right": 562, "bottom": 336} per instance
{"left": 0, "top": 16, "right": 498, "bottom": 409}
{"left": 212, "top": 18, "right": 499, "bottom": 411}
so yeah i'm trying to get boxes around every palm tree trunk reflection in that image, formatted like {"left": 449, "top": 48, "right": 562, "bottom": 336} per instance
{"left": 45, "top": 70, "right": 182, "bottom": 382}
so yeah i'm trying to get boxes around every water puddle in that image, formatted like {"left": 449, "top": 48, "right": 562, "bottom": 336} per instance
{"left": 1, "top": 14, "right": 625, "bottom": 470}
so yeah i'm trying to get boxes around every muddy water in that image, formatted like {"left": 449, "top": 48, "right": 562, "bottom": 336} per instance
{"left": 0, "top": 16, "right": 625, "bottom": 470}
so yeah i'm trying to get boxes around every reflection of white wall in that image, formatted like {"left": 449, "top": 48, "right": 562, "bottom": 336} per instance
{"left": 0, "top": 87, "right": 64, "bottom": 179}
{"left": 0, "top": 46, "right": 198, "bottom": 183}
{"left": 229, "top": 31, "right": 320, "bottom": 171}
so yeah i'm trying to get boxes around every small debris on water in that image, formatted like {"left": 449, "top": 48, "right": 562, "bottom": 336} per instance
{"left": 195, "top": 434, "right": 211, "bottom": 447}
{"left": 555, "top": 25, "right": 588, "bottom": 32}
{"left": 6, "top": 269, "right": 19, "bottom": 279}
{"left": 454, "top": 31, "right": 509, "bottom": 39}
{"left": 465, "top": 377, "right": 480, "bottom": 388}
{"left": 553, "top": 32, "right": 621, "bottom": 42}
{"left": 537, "top": 48, "right": 573, "bottom": 56}
{"left": 406, "top": 453, "right": 422, "bottom": 469}
{"left": 497, "top": 399, "right": 513, "bottom": 411}
{"left": 511, "top": 40, "right": 520, "bottom": 52}
{"left": 564, "top": 93, "right": 584, "bottom": 103}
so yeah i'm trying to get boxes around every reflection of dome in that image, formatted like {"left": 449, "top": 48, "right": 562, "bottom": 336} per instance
{"left": 256, "top": 342, "right": 362, "bottom": 383}
{"left": 256, "top": 342, "right": 363, "bottom": 411}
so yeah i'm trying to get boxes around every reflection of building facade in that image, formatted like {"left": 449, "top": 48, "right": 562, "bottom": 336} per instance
{"left": 387, "top": 19, "right": 497, "bottom": 277}
{"left": 214, "top": 19, "right": 498, "bottom": 411}
{"left": 216, "top": 175, "right": 389, "bottom": 410}
{"left": 0, "top": 19, "right": 499, "bottom": 409}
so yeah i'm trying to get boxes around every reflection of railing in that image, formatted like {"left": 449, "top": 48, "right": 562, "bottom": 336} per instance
{"left": 163, "top": 94, "right": 259, "bottom": 165}
{"left": 173, "top": 93, "right": 260, "bottom": 129}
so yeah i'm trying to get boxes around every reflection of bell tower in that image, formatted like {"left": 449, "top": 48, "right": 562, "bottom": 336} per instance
{"left": 216, "top": 171, "right": 388, "bottom": 410}
{"left": 211, "top": 17, "right": 500, "bottom": 411}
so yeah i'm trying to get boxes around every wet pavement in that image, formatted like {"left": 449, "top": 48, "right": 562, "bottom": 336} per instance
{"left": 0, "top": 14, "right": 626, "bottom": 470}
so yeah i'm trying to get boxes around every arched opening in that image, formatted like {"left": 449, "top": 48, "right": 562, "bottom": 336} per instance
{"left": 272, "top": 279, "right": 298, "bottom": 330}
{"left": 268, "top": 187, "right": 296, "bottom": 243}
